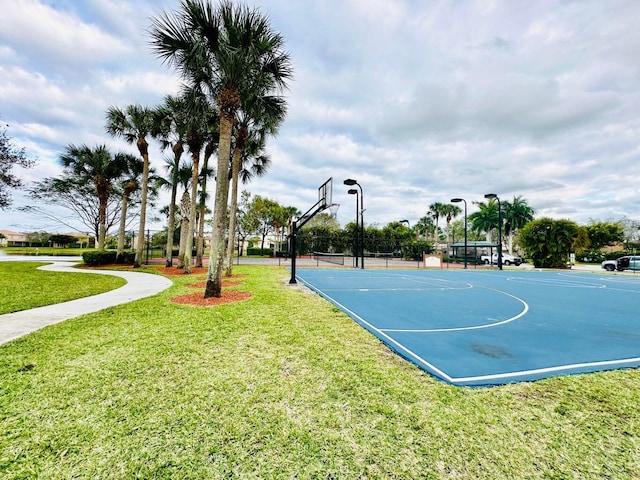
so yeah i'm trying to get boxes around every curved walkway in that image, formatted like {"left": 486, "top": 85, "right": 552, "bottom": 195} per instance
{"left": 0, "top": 259, "right": 173, "bottom": 346}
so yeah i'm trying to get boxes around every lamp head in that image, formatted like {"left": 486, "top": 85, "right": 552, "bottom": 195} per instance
{"left": 451, "top": 198, "right": 463, "bottom": 203}
{"left": 344, "top": 179, "right": 357, "bottom": 186}
{"left": 347, "top": 189, "right": 357, "bottom": 195}
{"left": 484, "top": 193, "right": 497, "bottom": 200}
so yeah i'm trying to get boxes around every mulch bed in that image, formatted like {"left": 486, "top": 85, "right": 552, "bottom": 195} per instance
{"left": 187, "top": 281, "right": 242, "bottom": 288}
{"left": 157, "top": 266, "right": 209, "bottom": 276}
{"left": 170, "top": 291, "right": 253, "bottom": 306}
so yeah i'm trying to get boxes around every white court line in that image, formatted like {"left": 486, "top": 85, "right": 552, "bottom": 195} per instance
{"left": 297, "top": 271, "right": 640, "bottom": 386}
{"left": 381, "top": 285, "right": 529, "bottom": 333}
{"left": 451, "top": 357, "right": 640, "bottom": 384}
{"left": 295, "top": 276, "right": 456, "bottom": 383}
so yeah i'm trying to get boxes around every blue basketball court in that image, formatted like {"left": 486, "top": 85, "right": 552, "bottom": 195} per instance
{"left": 295, "top": 268, "right": 640, "bottom": 387}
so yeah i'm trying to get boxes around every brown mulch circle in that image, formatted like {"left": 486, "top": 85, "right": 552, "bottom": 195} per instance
{"left": 171, "top": 291, "right": 253, "bottom": 307}
{"left": 157, "top": 266, "right": 209, "bottom": 276}
{"left": 187, "top": 281, "right": 242, "bottom": 289}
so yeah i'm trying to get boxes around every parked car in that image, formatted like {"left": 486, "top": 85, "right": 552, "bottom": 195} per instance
{"left": 601, "top": 255, "right": 640, "bottom": 272}
{"left": 480, "top": 252, "right": 523, "bottom": 266}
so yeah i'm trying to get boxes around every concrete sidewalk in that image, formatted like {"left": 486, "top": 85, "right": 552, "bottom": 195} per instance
{"left": 0, "top": 260, "right": 173, "bottom": 346}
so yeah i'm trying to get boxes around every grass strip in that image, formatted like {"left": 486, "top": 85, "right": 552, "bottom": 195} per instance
{"left": 0, "top": 265, "right": 638, "bottom": 478}
{"left": 0, "top": 262, "right": 126, "bottom": 314}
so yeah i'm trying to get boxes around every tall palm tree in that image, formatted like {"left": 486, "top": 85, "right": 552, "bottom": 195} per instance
{"left": 59, "top": 144, "right": 128, "bottom": 250}
{"left": 153, "top": 95, "right": 189, "bottom": 266}
{"left": 502, "top": 196, "right": 535, "bottom": 254}
{"left": 196, "top": 140, "right": 216, "bottom": 267}
{"left": 115, "top": 153, "right": 144, "bottom": 261}
{"left": 150, "top": 0, "right": 292, "bottom": 297}
{"left": 441, "top": 203, "right": 462, "bottom": 248}
{"left": 106, "top": 104, "right": 155, "bottom": 267}
{"left": 469, "top": 200, "right": 500, "bottom": 243}
{"left": 428, "top": 202, "right": 447, "bottom": 247}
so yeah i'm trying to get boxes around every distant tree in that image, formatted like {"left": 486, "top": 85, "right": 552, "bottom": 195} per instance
{"left": 26, "top": 178, "right": 121, "bottom": 241}
{"left": 585, "top": 221, "right": 625, "bottom": 250}
{"left": 25, "top": 231, "right": 50, "bottom": 246}
{"left": 59, "top": 144, "right": 129, "bottom": 250}
{"left": 49, "top": 234, "right": 76, "bottom": 247}
{"left": 469, "top": 200, "right": 499, "bottom": 242}
{"left": 106, "top": 104, "right": 155, "bottom": 267}
{"left": 0, "top": 123, "right": 36, "bottom": 209}
{"left": 235, "top": 191, "right": 259, "bottom": 256}
{"left": 428, "top": 202, "right": 447, "bottom": 245}
{"left": 519, "top": 218, "right": 589, "bottom": 268}
{"left": 502, "top": 196, "right": 535, "bottom": 253}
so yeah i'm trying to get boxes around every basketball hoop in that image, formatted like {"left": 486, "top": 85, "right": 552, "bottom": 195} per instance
{"left": 327, "top": 203, "right": 340, "bottom": 218}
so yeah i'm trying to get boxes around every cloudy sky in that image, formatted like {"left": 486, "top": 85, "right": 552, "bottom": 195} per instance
{"left": 1, "top": 0, "right": 639, "bottom": 234}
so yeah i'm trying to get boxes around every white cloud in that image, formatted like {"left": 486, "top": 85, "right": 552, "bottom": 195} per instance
{"left": 1, "top": 0, "right": 639, "bottom": 233}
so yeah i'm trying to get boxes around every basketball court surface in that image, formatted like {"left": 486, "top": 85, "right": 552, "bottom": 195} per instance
{"left": 295, "top": 268, "right": 640, "bottom": 387}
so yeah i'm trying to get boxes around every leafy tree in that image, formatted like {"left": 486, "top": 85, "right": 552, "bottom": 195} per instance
{"left": 234, "top": 191, "right": 259, "bottom": 256}
{"left": 26, "top": 176, "right": 122, "bottom": 241}
{"left": 519, "top": 218, "right": 589, "bottom": 268}
{"left": 106, "top": 104, "right": 155, "bottom": 267}
{"left": 150, "top": 0, "right": 292, "bottom": 297}
{"left": 585, "top": 221, "right": 625, "bottom": 250}
{"left": 0, "top": 123, "right": 36, "bottom": 209}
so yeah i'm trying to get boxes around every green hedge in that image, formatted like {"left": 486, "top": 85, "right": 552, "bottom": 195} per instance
{"left": 247, "top": 248, "right": 272, "bottom": 256}
{"left": 82, "top": 250, "right": 117, "bottom": 266}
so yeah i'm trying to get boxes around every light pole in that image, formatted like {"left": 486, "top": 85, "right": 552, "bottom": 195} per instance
{"left": 450, "top": 198, "right": 467, "bottom": 269}
{"left": 348, "top": 188, "right": 359, "bottom": 267}
{"left": 484, "top": 193, "right": 502, "bottom": 270}
{"left": 344, "top": 179, "right": 364, "bottom": 269}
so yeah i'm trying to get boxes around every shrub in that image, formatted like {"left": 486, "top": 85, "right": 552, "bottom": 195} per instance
{"left": 247, "top": 248, "right": 272, "bottom": 256}
{"left": 82, "top": 250, "right": 117, "bottom": 266}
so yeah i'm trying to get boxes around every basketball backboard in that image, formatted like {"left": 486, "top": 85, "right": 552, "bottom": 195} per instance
{"left": 318, "top": 177, "right": 332, "bottom": 209}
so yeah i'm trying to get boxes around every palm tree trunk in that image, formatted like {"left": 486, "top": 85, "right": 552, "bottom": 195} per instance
{"left": 177, "top": 190, "right": 189, "bottom": 269}
{"left": 134, "top": 152, "right": 149, "bottom": 267}
{"left": 183, "top": 152, "right": 200, "bottom": 274}
{"left": 224, "top": 146, "right": 242, "bottom": 276}
{"left": 205, "top": 115, "right": 233, "bottom": 298}
{"left": 165, "top": 181, "right": 178, "bottom": 267}
{"left": 195, "top": 148, "right": 211, "bottom": 268}
{"left": 117, "top": 192, "right": 129, "bottom": 261}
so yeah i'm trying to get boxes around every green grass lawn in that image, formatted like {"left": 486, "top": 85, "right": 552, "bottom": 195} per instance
{"left": 1, "top": 266, "right": 639, "bottom": 478}
{"left": 0, "top": 262, "right": 126, "bottom": 314}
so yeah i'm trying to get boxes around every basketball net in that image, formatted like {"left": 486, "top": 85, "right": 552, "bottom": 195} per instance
{"left": 327, "top": 203, "right": 340, "bottom": 218}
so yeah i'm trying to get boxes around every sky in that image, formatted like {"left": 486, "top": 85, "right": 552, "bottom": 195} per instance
{"left": 1, "top": 0, "right": 639, "bottom": 234}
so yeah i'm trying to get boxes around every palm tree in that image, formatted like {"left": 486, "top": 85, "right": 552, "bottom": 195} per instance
{"left": 428, "top": 202, "right": 447, "bottom": 248}
{"left": 59, "top": 144, "right": 128, "bottom": 250}
{"left": 469, "top": 200, "right": 500, "bottom": 243}
{"left": 150, "top": 0, "right": 292, "bottom": 297}
{"left": 414, "top": 215, "right": 435, "bottom": 242}
{"left": 106, "top": 104, "right": 155, "bottom": 267}
{"left": 441, "top": 203, "right": 462, "bottom": 248}
{"left": 153, "top": 95, "right": 189, "bottom": 266}
{"left": 194, "top": 138, "right": 216, "bottom": 267}
{"left": 502, "top": 196, "right": 535, "bottom": 254}
{"left": 115, "top": 153, "right": 144, "bottom": 261}
{"left": 225, "top": 127, "right": 278, "bottom": 276}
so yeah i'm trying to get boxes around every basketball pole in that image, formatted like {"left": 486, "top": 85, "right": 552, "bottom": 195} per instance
{"left": 289, "top": 198, "right": 328, "bottom": 284}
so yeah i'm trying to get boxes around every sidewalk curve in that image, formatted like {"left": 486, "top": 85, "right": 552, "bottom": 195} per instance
{"left": 0, "top": 260, "right": 173, "bottom": 346}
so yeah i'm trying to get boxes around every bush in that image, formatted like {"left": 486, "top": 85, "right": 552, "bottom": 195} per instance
{"left": 82, "top": 250, "right": 117, "bottom": 266}
{"left": 401, "top": 241, "right": 433, "bottom": 261}
{"left": 247, "top": 248, "right": 272, "bottom": 256}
